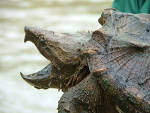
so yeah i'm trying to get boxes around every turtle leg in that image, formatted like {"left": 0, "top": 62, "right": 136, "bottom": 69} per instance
{"left": 58, "top": 75, "right": 101, "bottom": 113}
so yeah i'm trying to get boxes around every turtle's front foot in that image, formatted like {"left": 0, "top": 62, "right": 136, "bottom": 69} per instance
{"left": 58, "top": 75, "right": 101, "bottom": 113}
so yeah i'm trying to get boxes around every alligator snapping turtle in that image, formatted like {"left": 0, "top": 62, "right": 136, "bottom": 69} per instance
{"left": 20, "top": 8, "right": 150, "bottom": 113}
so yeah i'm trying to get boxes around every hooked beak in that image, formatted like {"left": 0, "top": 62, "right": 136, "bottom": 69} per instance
{"left": 24, "top": 26, "right": 56, "bottom": 61}
{"left": 24, "top": 26, "right": 54, "bottom": 43}
{"left": 24, "top": 26, "right": 39, "bottom": 43}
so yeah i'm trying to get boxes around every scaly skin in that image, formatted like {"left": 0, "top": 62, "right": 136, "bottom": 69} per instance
{"left": 58, "top": 75, "right": 101, "bottom": 113}
{"left": 20, "top": 8, "right": 150, "bottom": 113}
{"left": 22, "top": 26, "right": 93, "bottom": 91}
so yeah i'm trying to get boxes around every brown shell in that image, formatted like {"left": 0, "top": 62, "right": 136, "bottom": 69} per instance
{"left": 89, "top": 9, "right": 150, "bottom": 112}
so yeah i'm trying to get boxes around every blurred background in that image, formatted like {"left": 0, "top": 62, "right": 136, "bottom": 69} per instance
{"left": 0, "top": 0, "right": 112, "bottom": 113}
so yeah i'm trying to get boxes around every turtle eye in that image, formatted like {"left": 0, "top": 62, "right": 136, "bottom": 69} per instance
{"left": 39, "top": 38, "right": 46, "bottom": 47}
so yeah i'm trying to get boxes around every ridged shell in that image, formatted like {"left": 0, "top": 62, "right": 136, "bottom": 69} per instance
{"left": 89, "top": 10, "right": 150, "bottom": 111}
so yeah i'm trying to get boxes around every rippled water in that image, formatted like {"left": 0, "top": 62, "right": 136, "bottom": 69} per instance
{"left": 0, "top": 0, "right": 112, "bottom": 113}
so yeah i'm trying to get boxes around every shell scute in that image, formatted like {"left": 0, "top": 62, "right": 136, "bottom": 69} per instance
{"left": 90, "top": 9, "right": 150, "bottom": 111}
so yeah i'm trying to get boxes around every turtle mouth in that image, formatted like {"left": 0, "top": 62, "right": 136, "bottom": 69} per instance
{"left": 21, "top": 26, "right": 90, "bottom": 90}
{"left": 21, "top": 26, "right": 59, "bottom": 89}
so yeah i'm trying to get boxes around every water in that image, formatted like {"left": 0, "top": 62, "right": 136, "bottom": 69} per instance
{"left": 0, "top": 0, "right": 112, "bottom": 113}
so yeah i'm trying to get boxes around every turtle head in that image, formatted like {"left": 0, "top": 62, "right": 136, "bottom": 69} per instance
{"left": 21, "top": 26, "right": 91, "bottom": 91}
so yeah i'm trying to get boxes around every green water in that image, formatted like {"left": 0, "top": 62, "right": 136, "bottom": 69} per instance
{"left": 0, "top": 0, "right": 112, "bottom": 113}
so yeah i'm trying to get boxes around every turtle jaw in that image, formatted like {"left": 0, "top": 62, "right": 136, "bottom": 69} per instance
{"left": 24, "top": 26, "right": 54, "bottom": 43}
{"left": 20, "top": 64, "right": 51, "bottom": 89}
{"left": 20, "top": 63, "right": 90, "bottom": 91}
{"left": 20, "top": 64, "right": 63, "bottom": 89}
{"left": 22, "top": 27, "right": 58, "bottom": 89}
